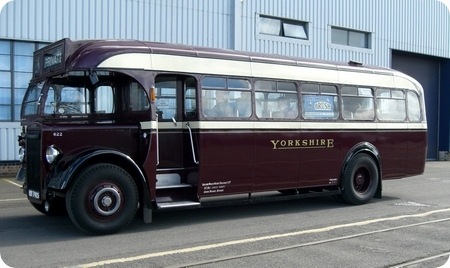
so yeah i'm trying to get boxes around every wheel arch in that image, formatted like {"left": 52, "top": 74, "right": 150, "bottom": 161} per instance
{"left": 341, "top": 142, "right": 382, "bottom": 198}
{"left": 47, "top": 149, "right": 152, "bottom": 211}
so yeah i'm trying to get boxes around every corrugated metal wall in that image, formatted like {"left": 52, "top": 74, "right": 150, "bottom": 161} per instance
{"left": 0, "top": 0, "right": 449, "bottom": 161}
{"left": 0, "top": 0, "right": 233, "bottom": 48}
{"left": 238, "top": 0, "right": 450, "bottom": 66}
{"left": 2, "top": 0, "right": 446, "bottom": 61}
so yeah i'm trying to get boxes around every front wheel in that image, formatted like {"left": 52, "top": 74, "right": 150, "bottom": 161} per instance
{"left": 66, "top": 164, "right": 138, "bottom": 235}
{"left": 341, "top": 154, "right": 379, "bottom": 205}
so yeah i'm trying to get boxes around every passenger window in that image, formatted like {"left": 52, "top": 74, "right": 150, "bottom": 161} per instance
{"left": 202, "top": 76, "right": 251, "bottom": 118}
{"left": 184, "top": 77, "right": 197, "bottom": 119}
{"left": 407, "top": 91, "right": 421, "bottom": 122}
{"left": 341, "top": 86, "right": 374, "bottom": 120}
{"left": 128, "top": 82, "right": 150, "bottom": 112}
{"left": 376, "top": 88, "right": 406, "bottom": 121}
{"left": 95, "top": 85, "right": 113, "bottom": 113}
{"left": 255, "top": 80, "right": 298, "bottom": 119}
{"left": 302, "top": 83, "right": 338, "bottom": 120}
{"left": 155, "top": 78, "right": 177, "bottom": 121}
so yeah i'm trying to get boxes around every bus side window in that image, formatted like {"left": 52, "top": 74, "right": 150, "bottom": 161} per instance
{"left": 155, "top": 78, "right": 177, "bottom": 121}
{"left": 255, "top": 80, "right": 297, "bottom": 119}
{"left": 376, "top": 88, "right": 406, "bottom": 121}
{"left": 128, "top": 82, "right": 149, "bottom": 112}
{"left": 255, "top": 92, "right": 268, "bottom": 118}
{"left": 235, "top": 91, "right": 251, "bottom": 117}
{"left": 202, "top": 90, "right": 236, "bottom": 117}
{"left": 184, "top": 77, "right": 197, "bottom": 119}
{"left": 407, "top": 91, "right": 421, "bottom": 122}
{"left": 302, "top": 83, "right": 338, "bottom": 120}
{"left": 95, "top": 85, "right": 114, "bottom": 113}
{"left": 201, "top": 76, "right": 251, "bottom": 119}
{"left": 341, "top": 86, "right": 374, "bottom": 120}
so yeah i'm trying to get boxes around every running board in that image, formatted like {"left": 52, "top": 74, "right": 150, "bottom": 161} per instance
{"left": 157, "top": 201, "right": 201, "bottom": 210}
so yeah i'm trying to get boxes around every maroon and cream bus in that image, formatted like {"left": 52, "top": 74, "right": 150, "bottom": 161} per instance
{"left": 16, "top": 38, "right": 427, "bottom": 235}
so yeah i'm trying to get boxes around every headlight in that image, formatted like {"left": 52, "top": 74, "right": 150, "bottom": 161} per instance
{"left": 18, "top": 146, "right": 25, "bottom": 163}
{"left": 46, "top": 145, "right": 61, "bottom": 164}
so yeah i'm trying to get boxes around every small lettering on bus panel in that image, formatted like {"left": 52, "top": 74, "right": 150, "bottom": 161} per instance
{"left": 202, "top": 181, "right": 231, "bottom": 194}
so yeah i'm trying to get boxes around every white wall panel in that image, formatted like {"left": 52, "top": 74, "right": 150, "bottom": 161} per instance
{"left": 0, "top": 123, "right": 21, "bottom": 161}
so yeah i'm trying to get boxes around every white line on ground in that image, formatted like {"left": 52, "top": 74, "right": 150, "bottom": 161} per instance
{"left": 75, "top": 207, "right": 450, "bottom": 268}
{"left": 2, "top": 179, "right": 22, "bottom": 188}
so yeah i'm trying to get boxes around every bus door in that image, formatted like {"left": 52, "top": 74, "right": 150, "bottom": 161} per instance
{"left": 154, "top": 76, "right": 199, "bottom": 203}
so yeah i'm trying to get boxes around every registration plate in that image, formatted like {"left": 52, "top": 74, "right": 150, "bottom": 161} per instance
{"left": 28, "top": 189, "right": 40, "bottom": 199}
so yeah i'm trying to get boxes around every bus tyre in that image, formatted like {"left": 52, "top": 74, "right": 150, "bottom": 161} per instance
{"left": 341, "top": 154, "right": 379, "bottom": 205}
{"left": 66, "top": 164, "right": 138, "bottom": 235}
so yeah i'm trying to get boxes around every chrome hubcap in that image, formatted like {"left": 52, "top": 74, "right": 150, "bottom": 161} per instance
{"left": 93, "top": 186, "right": 121, "bottom": 216}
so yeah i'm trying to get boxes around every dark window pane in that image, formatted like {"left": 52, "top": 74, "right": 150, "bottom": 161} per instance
{"left": 0, "top": 105, "right": 11, "bottom": 120}
{"left": 301, "top": 83, "right": 319, "bottom": 93}
{"left": 14, "top": 56, "right": 33, "bottom": 72}
{"left": 0, "top": 55, "right": 10, "bottom": 70}
{"left": 0, "top": 41, "right": 10, "bottom": 54}
{"left": 14, "top": 72, "right": 32, "bottom": 88}
{"left": 259, "top": 17, "right": 281, "bottom": 35}
{"left": 14, "top": 104, "right": 21, "bottom": 121}
{"left": 0, "top": 88, "right": 12, "bottom": 104}
{"left": 14, "top": 42, "right": 35, "bottom": 56}
{"left": 228, "top": 78, "right": 250, "bottom": 89}
{"left": 255, "top": 80, "right": 276, "bottom": 91}
{"left": 203, "top": 77, "right": 226, "bottom": 89}
{"left": 331, "top": 28, "right": 348, "bottom": 45}
{"left": 14, "top": 87, "right": 26, "bottom": 104}
{"left": 349, "top": 31, "right": 368, "bottom": 48}
{"left": 321, "top": 85, "right": 337, "bottom": 95}
{"left": 283, "top": 22, "right": 307, "bottom": 39}
{"left": 0, "top": 71, "right": 11, "bottom": 87}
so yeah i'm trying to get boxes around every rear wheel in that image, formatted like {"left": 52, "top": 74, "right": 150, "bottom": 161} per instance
{"left": 66, "top": 164, "right": 138, "bottom": 235}
{"left": 341, "top": 154, "right": 379, "bottom": 205}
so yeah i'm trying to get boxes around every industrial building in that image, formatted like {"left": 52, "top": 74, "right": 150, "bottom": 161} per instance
{"left": 0, "top": 0, "right": 449, "bottom": 175}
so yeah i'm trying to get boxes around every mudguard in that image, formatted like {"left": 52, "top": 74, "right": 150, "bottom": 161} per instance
{"left": 46, "top": 149, "right": 153, "bottom": 216}
{"left": 341, "top": 142, "right": 383, "bottom": 198}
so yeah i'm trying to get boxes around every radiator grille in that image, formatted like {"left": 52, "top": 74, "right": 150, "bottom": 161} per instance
{"left": 26, "top": 130, "right": 42, "bottom": 197}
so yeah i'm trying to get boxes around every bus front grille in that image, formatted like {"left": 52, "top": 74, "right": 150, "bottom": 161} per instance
{"left": 26, "top": 130, "right": 42, "bottom": 198}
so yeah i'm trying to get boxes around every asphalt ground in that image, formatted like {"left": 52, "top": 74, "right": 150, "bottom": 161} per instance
{"left": 0, "top": 161, "right": 450, "bottom": 268}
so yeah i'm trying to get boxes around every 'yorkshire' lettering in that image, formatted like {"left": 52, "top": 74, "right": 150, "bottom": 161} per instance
{"left": 270, "top": 139, "right": 334, "bottom": 149}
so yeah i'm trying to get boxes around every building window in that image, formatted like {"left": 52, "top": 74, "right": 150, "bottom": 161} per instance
{"left": 0, "top": 40, "right": 48, "bottom": 122}
{"left": 331, "top": 27, "right": 371, "bottom": 49}
{"left": 259, "top": 15, "right": 308, "bottom": 40}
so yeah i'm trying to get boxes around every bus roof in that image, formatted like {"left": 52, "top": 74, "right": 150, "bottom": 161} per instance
{"left": 64, "top": 38, "right": 388, "bottom": 71}
{"left": 32, "top": 38, "right": 423, "bottom": 93}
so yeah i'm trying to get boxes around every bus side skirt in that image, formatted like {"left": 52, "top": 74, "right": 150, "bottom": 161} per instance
{"left": 196, "top": 189, "right": 342, "bottom": 209}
